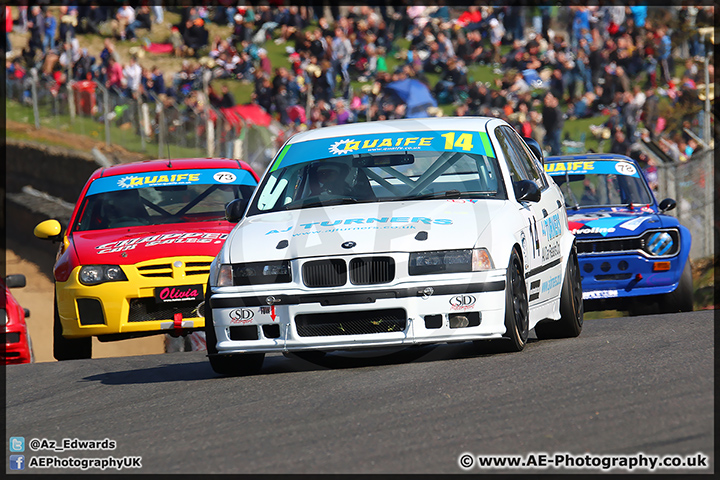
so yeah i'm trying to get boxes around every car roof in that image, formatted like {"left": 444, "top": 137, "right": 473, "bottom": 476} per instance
{"left": 287, "top": 117, "right": 497, "bottom": 143}
{"left": 96, "top": 158, "right": 256, "bottom": 178}
{"left": 545, "top": 154, "right": 635, "bottom": 162}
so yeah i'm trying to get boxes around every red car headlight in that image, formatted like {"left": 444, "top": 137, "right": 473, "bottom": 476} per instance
{"left": 78, "top": 265, "right": 128, "bottom": 286}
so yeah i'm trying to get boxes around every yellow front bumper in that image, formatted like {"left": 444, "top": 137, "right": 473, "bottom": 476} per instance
{"left": 56, "top": 256, "right": 213, "bottom": 338}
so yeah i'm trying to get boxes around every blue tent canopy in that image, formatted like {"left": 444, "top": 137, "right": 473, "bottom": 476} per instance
{"left": 385, "top": 79, "right": 438, "bottom": 118}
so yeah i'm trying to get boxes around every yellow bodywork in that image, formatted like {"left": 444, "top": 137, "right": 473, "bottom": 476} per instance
{"left": 56, "top": 256, "right": 213, "bottom": 338}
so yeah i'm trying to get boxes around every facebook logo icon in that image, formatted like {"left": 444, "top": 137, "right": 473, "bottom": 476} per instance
{"left": 9, "top": 437, "right": 25, "bottom": 452}
{"left": 10, "top": 455, "right": 25, "bottom": 470}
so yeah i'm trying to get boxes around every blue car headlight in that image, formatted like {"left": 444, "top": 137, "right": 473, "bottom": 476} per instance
{"left": 643, "top": 230, "right": 679, "bottom": 257}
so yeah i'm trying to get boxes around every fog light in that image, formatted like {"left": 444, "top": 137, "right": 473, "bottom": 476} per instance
{"left": 449, "top": 315, "right": 469, "bottom": 328}
{"left": 653, "top": 261, "right": 671, "bottom": 272}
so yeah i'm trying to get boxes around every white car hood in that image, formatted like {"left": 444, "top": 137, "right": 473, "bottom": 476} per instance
{"left": 226, "top": 200, "right": 509, "bottom": 262}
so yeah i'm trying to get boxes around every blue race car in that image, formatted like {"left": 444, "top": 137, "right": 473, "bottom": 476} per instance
{"left": 544, "top": 154, "right": 693, "bottom": 315}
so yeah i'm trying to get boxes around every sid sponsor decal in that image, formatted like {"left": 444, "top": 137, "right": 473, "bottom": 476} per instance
{"left": 96, "top": 233, "right": 228, "bottom": 253}
{"left": 449, "top": 295, "right": 476, "bottom": 311}
{"left": 229, "top": 308, "right": 255, "bottom": 324}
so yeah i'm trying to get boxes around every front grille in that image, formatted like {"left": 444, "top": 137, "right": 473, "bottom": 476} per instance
{"left": 595, "top": 273, "right": 633, "bottom": 281}
{"left": 77, "top": 298, "right": 106, "bottom": 325}
{"left": 185, "top": 261, "right": 212, "bottom": 276}
{"left": 295, "top": 308, "right": 406, "bottom": 337}
{"left": 577, "top": 238, "right": 643, "bottom": 254}
{"left": 128, "top": 298, "right": 202, "bottom": 322}
{"left": 302, "top": 259, "right": 347, "bottom": 288}
{"left": 349, "top": 257, "right": 395, "bottom": 285}
{"left": 137, "top": 261, "right": 213, "bottom": 278}
{"left": 138, "top": 263, "right": 173, "bottom": 278}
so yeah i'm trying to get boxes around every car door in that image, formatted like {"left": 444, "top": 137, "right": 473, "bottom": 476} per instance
{"left": 498, "top": 126, "right": 564, "bottom": 305}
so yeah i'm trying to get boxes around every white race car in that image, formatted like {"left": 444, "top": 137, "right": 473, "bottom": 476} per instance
{"left": 206, "top": 117, "right": 582, "bottom": 375}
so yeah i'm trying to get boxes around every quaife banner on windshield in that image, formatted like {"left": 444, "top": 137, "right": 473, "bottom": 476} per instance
{"left": 270, "top": 130, "right": 496, "bottom": 172}
{"left": 86, "top": 169, "right": 257, "bottom": 195}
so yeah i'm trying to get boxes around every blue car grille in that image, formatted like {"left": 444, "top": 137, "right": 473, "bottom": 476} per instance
{"left": 577, "top": 238, "right": 644, "bottom": 254}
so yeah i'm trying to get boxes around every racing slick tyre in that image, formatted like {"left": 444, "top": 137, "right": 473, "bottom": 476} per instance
{"left": 659, "top": 261, "right": 694, "bottom": 313}
{"left": 535, "top": 247, "right": 584, "bottom": 339}
{"left": 204, "top": 285, "right": 264, "bottom": 376}
{"left": 502, "top": 250, "right": 529, "bottom": 352}
{"left": 53, "top": 292, "right": 92, "bottom": 361}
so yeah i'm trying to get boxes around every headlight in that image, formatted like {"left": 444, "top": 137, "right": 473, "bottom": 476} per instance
{"left": 78, "top": 265, "right": 128, "bottom": 285}
{"left": 409, "top": 248, "right": 494, "bottom": 275}
{"left": 643, "top": 230, "right": 679, "bottom": 257}
{"left": 223, "top": 261, "right": 292, "bottom": 286}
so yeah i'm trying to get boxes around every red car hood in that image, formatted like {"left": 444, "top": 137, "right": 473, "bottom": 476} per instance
{"left": 71, "top": 222, "right": 233, "bottom": 265}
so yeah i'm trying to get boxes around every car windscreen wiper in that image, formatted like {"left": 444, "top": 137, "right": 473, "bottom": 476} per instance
{"left": 384, "top": 190, "right": 497, "bottom": 202}
{"left": 385, "top": 190, "right": 463, "bottom": 201}
{"left": 283, "top": 196, "right": 360, "bottom": 211}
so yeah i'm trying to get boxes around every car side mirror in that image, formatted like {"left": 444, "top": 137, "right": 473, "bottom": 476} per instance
{"left": 225, "top": 198, "right": 250, "bottom": 223}
{"left": 523, "top": 137, "right": 544, "bottom": 165}
{"left": 514, "top": 180, "right": 541, "bottom": 203}
{"left": 5, "top": 274, "right": 27, "bottom": 289}
{"left": 34, "top": 219, "right": 63, "bottom": 241}
{"left": 658, "top": 198, "right": 676, "bottom": 212}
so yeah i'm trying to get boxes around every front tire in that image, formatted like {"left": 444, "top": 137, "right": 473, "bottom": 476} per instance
{"left": 659, "top": 261, "right": 694, "bottom": 313}
{"left": 53, "top": 292, "right": 92, "bottom": 361}
{"left": 204, "top": 284, "right": 264, "bottom": 376}
{"left": 535, "top": 247, "right": 584, "bottom": 339}
{"left": 502, "top": 250, "right": 529, "bottom": 351}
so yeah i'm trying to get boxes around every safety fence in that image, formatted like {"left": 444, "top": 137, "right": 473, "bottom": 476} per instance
{"left": 655, "top": 149, "right": 715, "bottom": 260}
{"left": 5, "top": 72, "right": 286, "bottom": 174}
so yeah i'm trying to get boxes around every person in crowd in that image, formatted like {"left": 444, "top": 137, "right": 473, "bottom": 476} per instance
{"left": 42, "top": 9, "right": 57, "bottom": 53}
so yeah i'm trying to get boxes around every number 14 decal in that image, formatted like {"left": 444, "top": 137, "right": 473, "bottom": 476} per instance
{"left": 528, "top": 216, "right": 540, "bottom": 258}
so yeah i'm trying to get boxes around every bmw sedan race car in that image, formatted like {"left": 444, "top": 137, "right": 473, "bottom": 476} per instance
{"left": 544, "top": 154, "right": 693, "bottom": 315}
{"left": 34, "top": 158, "right": 259, "bottom": 361}
{"left": 205, "top": 117, "right": 583, "bottom": 375}
{"left": 2, "top": 274, "right": 34, "bottom": 365}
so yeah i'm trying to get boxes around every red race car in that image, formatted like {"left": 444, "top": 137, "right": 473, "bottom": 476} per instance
{"left": 34, "top": 158, "right": 259, "bottom": 361}
{"left": 2, "top": 274, "right": 33, "bottom": 365}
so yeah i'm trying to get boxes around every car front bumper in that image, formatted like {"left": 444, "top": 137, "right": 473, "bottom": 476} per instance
{"left": 578, "top": 252, "right": 685, "bottom": 301}
{"left": 208, "top": 271, "right": 509, "bottom": 354}
{"left": 56, "top": 256, "right": 214, "bottom": 338}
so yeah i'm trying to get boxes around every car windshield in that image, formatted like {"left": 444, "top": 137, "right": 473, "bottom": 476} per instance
{"left": 248, "top": 150, "right": 506, "bottom": 215}
{"left": 545, "top": 160, "right": 654, "bottom": 209}
{"left": 73, "top": 183, "right": 255, "bottom": 231}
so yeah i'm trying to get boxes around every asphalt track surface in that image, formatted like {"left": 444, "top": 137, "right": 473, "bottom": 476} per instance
{"left": 5, "top": 311, "right": 714, "bottom": 474}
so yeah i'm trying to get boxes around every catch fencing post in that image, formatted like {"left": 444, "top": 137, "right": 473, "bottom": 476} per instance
{"left": 704, "top": 152, "right": 713, "bottom": 258}
{"left": 66, "top": 32, "right": 76, "bottom": 123}
{"left": 158, "top": 101, "right": 165, "bottom": 159}
{"left": 30, "top": 68, "right": 40, "bottom": 129}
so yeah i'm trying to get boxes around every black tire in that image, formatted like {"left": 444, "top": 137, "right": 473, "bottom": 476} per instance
{"left": 535, "top": 247, "right": 584, "bottom": 339}
{"left": 53, "top": 292, "right": 92, "bottom": 361}
{"left": 502, "top": 250, "right": 529, "bottom": 352}
{"left": 659, "top": 261, "right": 694, "bottom": 313}
{"left": 204, "top": 284, "right": 264, "bottom": 376}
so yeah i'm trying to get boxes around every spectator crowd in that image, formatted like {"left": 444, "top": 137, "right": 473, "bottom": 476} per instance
{"left": 6, "top": 4, "right": 715, "bottom": 180}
